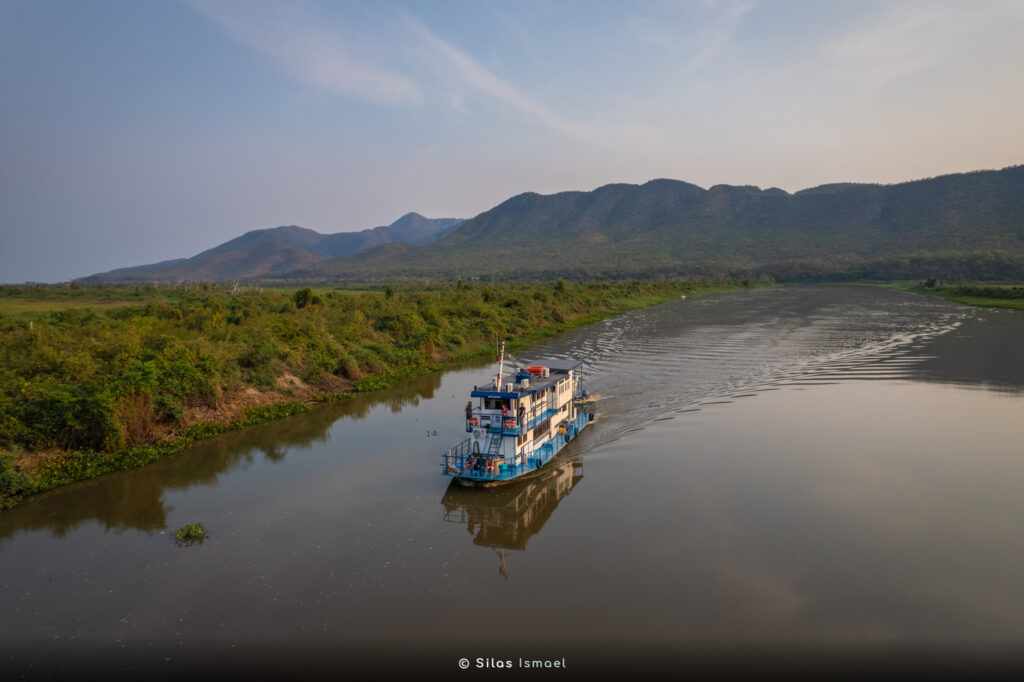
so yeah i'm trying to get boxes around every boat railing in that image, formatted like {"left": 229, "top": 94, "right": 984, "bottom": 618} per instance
{"left": 447, "top": 406, "right": 591, "bottom": 483}
{"left": 467, "top": 408, "right": 531, "bottom": 436}
{"left": 443, "top": 412, "right": 591, "bottom": 482}
{"left": 466, "top": 409, "right": 494, "bottom": 432}
{"left": 487, "top": 415, "right": 521, "bottom": 435}
{"left": 442, "top": 452, "right": 526, "bottom": 482}
{"left": 443, "top": 438, "right": 475, "bottom": 462}
{"left": 467, "top": 414, "right": 520, "bottom": 435}
{"left": 524, "top": 407, "right": 558, "bottom": 431}
{"left": 480, "top": 405, "right": 559, "bottom": 436}
{"left": 465, "top": 401, "right": 576, "bottom": 436}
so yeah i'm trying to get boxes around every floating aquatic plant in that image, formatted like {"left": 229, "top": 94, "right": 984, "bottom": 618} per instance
{"left": 174, "top": 522, "right": 207, "bottom": 546}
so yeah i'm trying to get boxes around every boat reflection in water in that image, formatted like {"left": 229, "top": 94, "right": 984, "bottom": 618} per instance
{"left": 441, "top": 455, "right": 583, "bottom": 579}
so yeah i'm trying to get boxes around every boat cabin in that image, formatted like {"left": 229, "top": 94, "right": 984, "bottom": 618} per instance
{"left": 444, "top": 358, "right": 593, "bottom": 484}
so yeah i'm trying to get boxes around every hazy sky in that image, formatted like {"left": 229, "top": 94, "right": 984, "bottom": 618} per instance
{"left": 2, "top": 0, "right": 1023, "bottom": 283}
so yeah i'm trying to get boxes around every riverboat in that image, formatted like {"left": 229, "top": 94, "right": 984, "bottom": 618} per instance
{"left": 441, "top": 345, "right": 595, "bottom": 486}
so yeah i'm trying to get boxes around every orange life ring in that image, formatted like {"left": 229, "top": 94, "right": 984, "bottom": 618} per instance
{"left": 469, "top": 416, "right": 479, "bottom": 426}
{"left": 504, "top": 419, "right": 514, "bottom": 430}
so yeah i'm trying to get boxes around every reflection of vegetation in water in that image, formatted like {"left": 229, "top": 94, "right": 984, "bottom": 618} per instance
{"left": 0, "top": 462, "right": 172, "bottom": 544}
{"left": 442, "top": 457, "right": 584, "bottom": 577}
{"left": 11, "top": 402, "right": 311, "bottom": 508}
{"left": 0, "top": 371, "right": 446, "bottom": 544}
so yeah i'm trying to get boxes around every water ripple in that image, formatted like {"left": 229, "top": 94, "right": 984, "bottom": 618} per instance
{"left": 529, "top": 287, "right": 973, "bottom": 444}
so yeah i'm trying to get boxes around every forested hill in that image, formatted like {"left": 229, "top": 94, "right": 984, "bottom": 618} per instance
{"left": 298, "top": 165, "right": 1024, "bottom": 281}
{"left": 81, "top": 213, "right": 463, "bottom": 283}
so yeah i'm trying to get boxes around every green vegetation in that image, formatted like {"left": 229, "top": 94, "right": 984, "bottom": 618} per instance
{"left": 0, "top": 279, "right": 750, "bottom": 508}
{"left": 20, "top": 402, "right": 311, "bottom": 501}
{"left": 771, "top": 251, "right": 1024, "bottom": 284}
{"left": 174, "top": 522, "right": 207, "bottom": 545}
{"left": 1, "top": 450, "right": 32, "bottom": 510}
{"left": 0, "top": 299, "right": 141, "bottom": 314}
{"left": 885, "top": 280, "right": 1024, "bottom": 310}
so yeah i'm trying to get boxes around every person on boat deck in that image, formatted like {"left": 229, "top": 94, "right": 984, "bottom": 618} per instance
{"left": 465, "top": 401, "right": 473, "bottom": 421}
{"left": 517, "top": 405, "right": 525, "bottom": 426}
{"left": 501, "top": 404, "right": 509, "bottom": 420}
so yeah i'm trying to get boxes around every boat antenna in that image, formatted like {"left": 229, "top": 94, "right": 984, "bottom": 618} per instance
{"left": 495, "top": 340, "right": 505, "bottom": 389}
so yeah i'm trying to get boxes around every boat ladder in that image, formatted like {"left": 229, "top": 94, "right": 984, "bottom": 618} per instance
{"left": 487, "top": 432, "right": 503, "bottom": 456}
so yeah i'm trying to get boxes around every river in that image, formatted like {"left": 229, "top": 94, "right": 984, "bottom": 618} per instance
{"left": 3, "top": 285, "right": 1024, "bottom": 678}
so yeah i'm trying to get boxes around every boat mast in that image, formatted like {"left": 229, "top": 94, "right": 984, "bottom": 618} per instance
{"left": 495, "top": 341, "right": 505, "bottom": 389}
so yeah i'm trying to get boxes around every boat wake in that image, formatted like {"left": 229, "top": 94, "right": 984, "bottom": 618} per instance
{"left": 520, "top": 287, "right": 974, "bottom": 447}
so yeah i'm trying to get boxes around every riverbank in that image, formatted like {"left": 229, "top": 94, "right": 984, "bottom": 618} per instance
{"left": 879, "top": 281, "right": 1024, "bottom": 310}
{"left": 0, "top": 279, "right": 759, "bottom": 508}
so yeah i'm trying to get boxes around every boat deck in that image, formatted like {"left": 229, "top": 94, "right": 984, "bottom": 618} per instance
{"left": 443, "top": 411, "right": 590, "bottom": 483}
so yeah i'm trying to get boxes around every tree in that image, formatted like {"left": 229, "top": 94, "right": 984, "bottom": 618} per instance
{"left": 294, "top": 287, "right": 321, "bottom": 309}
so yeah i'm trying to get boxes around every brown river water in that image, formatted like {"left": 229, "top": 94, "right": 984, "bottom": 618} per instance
{"left": 2, "top": 285, "right": 1024, "bottom": 679}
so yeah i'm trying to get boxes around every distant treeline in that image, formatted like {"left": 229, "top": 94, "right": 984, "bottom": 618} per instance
{"left": 894, "top": 280, "right": 1024, "bottom": 310}
{"left": 0, "top": 279, "right": 741, "bottom": 507}
{"left": 755, "top": 250, "right": 1024, "bottom": 283}
{"left": 938, "top": 284, "right": 1024, "bottom": 299}
{"left": 270, "top": 250, "right": 1024, "bottom": 285}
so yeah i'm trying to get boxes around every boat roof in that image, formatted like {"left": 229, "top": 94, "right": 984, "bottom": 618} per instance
{"left": 471, "top": 358, "right": 583, "bottom": 400}
{"left": 531, "top": 358, "right": 583, "bottom": 372}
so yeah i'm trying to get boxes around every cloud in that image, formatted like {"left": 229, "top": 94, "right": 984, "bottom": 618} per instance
{"left": 398, "top": 11, "right": 591, "bottom": 141}
{"left": 627, "top": 0, "right": 758, "bottom": 71}
{"left": 184, "top": 0, "right": 421, "bottom": 105}
{"left": 185, "top": 1, "right": 589, "bottom": 139}
{"left": 689, "top": 0, "right": 759, "bottom": 70}
{"left": 825, "top": 2, "right": 993, "bottom": 91}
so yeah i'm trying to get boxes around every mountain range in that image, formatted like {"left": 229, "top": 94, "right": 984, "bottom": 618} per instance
{"left": 82, "top": 165, "right": 1024, "bottom": 283}
{"left": 82, "top": 213, "right": 463, "bottom": 282}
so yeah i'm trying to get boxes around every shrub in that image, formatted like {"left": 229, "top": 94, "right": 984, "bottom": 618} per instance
{"left": 294, "top": 287, "right": 322, "bottom": 308}
{"left": 0, "top": 450, "right": 33, "bottom": 509}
